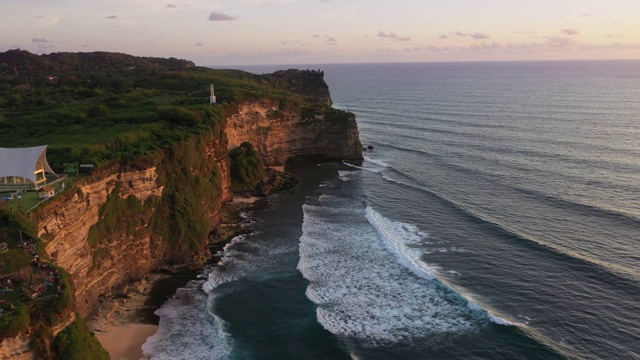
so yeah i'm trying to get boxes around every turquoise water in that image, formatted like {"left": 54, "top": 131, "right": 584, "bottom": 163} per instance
{"left": 145, "top": 61, "right": 640, "bottom": 359}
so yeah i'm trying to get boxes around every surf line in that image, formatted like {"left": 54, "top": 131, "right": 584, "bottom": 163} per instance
{"left": 365, "top": 205, "right": 517, "bottom": 327}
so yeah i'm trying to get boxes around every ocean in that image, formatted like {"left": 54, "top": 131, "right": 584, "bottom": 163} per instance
{"left": 142, "top": 61, "right": 640, "bottom": 359}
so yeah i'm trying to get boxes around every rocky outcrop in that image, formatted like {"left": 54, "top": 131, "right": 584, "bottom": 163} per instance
{"left": 0, "top": 333, "right": 33, "bottom": 360}
{"left": 264, "top": 69, "right": 333, "bottom": 106}
{"left": 226, "top": 100, "right": 362, "bottom": 165}
{"left": 35, "top": 168, "right": 165, "bottom": 316}
{"left": 34, "top": 135, "right": 233, "bottom": 318}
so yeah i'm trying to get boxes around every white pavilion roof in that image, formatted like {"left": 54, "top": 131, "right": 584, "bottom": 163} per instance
{"left": 0, "top": 145, "right": 56, "bottom": 183}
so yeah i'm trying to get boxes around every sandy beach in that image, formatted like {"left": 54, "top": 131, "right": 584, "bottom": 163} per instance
{"left": 232, "top": 195, "right": 263, "bottom": 203}
{"left": 96, "top": 324, "right": 157, "bottom": 360}
{"left": 90, "top": 274, "right": 171, "bottom": 360}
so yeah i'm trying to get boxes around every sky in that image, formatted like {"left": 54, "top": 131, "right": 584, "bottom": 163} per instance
{"left": 1, "top": 0, "right": 640, "bottom": 66}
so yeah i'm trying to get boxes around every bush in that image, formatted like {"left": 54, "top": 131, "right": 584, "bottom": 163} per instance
{"left": 0, "top": 303, "right": 31, "bottom": 338}
{"left": 52, "top": 315, "right": 109, "bottom": 360}
{"left": 156, "top": 106, "right": 202, "bottom": 127}
{"left": 229, "top": 142, "right": 265, "bottom": 192}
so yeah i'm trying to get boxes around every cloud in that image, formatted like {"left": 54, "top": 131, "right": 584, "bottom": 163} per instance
{"left": 195, "top": 42, "right": 204, "bottom": 46}
{"left": 208, "top": 12, "right": 236, "bottom": 21}
{"left": 450, "top": 31, "right": 490, "bottom": 39}
{"left": 560, "top": 28, "right": 579, "bottom": 35}
{"left": 82, "top": 44, "right": 89, "bottom": 48}
{"left": 320, "top": 0, "right": 331, "bottom": 2}
{"left": 282, "top": 40, "right": 305, "bottom": 46}
{"left": 326, "top": 36, "right": 336, "bottom": 43}
{"left": 167, "top": 3, "right": 177, "bottom": 8}
{"left": 470, "top": 32, "right": 491, "bottom": 40}
{"left": 581, "top": 13, "right": 593, "bottom": 17}
{"left": 310, "top": 34, "right": 320, "bottom": 38}
{"left": 32, "top": 37, "right": 50, "bottom": 43}
{"left": 105, "top": 15, "right": 118, "bottom": 19}
{"left": 606, "top": 34, "right": 622, "bottom": 38}
{"left": 438, "top": 34, "right": 448, "bottom": 39}
{"left": 545, "top": 36, "right": 580, "bottom": 47}
{"left": 377, "top": 31, "right": 411, "bottom": 41}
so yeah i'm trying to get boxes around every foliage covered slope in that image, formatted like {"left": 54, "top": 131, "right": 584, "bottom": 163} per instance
{"left": 0, "top": 50, "right": 309, "bottom": 169}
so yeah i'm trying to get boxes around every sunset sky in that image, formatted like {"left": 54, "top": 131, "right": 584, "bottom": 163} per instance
{"left": 2, "top": 0, "right": 639, "bottom": 66}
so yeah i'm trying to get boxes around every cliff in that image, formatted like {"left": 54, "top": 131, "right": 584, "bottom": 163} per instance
{"left": 33, "top": 135, "right": 232, "bottom": 317}
{"left": 32, "top": 93, "right": 360, "bottom": 317}
{"left": 226, "top": 100, "right": 362, "bottom": 165}
{"left": 0, "top": 58, "right": 361, "bottom": 357}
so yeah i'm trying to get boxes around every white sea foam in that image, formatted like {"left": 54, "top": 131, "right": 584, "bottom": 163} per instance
{"left": 341, "top": 161, "right": 385, "bottom": 173}
{"left": 298, "top": 199, "right": 483, "bottom": 346}
{"left": 363, "top": 155, "right": 390, "bottom": 168}
{"left": 467, "top": 301, "right": 514, "bottom": 326}
{"left": 381, "top": 173, "right": 403, "bottom": 184}
{"left": 141, "top": 280, "right": 231, "bottom": 360}
{"left": 338, "top": 170, "right": 359, "bottom": 181}
{"left": 365, "top": 206, "right": 438, "bottom": 280}
{"left": 366, "top": 206, "right": 513, "bottom": 327}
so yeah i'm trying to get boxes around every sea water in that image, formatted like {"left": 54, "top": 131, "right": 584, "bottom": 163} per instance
{"left": 144, "top": 61, "right": 640, "bottom": 359}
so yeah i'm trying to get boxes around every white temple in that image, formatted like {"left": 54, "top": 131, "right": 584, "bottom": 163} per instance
{"left": 210, "top": 83, "right": 216, "bottom": 104}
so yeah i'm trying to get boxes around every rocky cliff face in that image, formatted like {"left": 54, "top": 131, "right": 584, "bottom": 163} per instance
{"left": 226, "top": 100, "right": 362, "bottom": 165}
{"left": 264, "top": 69, "right": 333, "bottom": 106}
{"left": 35, "top": 167, "right": 164, "bottom": 316}
{"left": 30, "top": 77, "right": 359, "bottom": 319}
{"left": 34, "top": 136, "right": 232, "bottom": 317}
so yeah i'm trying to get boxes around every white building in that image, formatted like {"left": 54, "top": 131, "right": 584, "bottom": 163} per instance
{"left": 210, "top": 83, "right": 216, "bottom": 104}
{"left": 0, "top": 145, "right": 56, "bottom": 189}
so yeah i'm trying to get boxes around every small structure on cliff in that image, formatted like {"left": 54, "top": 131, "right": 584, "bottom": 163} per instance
{"left": 210, "top": 83, "right": 217, "bottom": 104}
{"left": 0, "top": 145, "right": 56, "bottom": 189}
{"left": 38, "top": 185, "right": 55, "bottom": 199}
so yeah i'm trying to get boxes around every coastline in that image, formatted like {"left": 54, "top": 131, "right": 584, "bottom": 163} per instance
{"left": 90, "top": 273, "right": 172, "bottom": 360}
{"left": 89, "top": 197, "right": 264, "bottom": 360}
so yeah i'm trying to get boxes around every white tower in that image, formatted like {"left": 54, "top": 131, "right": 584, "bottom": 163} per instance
{"left": 210, "top": 83, "right": 216, "bottom": 104}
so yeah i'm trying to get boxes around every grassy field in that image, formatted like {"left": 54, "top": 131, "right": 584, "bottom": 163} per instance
{"left": 1, "top": 175, "right": 79, "bottom": 213}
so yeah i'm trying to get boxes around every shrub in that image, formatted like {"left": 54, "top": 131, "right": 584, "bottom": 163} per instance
{"left": 229, "top": 142, "right": 265, "bottom": 192}
{"left": 52, "top": 315, "right": 109, "bottom": 360}
{"left": 156, "top": 106, "right": 202, "bottom": 127}
{"left": 0, "top": 303, "right": 31, "bottom": 338}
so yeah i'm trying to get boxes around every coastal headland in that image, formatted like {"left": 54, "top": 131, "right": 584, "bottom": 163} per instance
{"left": 0, "top": 50, "right": 362, "bottom": 359}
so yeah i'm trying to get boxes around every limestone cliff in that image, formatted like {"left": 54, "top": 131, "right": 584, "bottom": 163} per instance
{"left": 226, "top": 100, "right": 362, "bottom": 165}
{"left": 33, "top": 136, "right": 232, "bottom": 317}
{"left": 28, "top": 71, "right": 359, "bottom": 323}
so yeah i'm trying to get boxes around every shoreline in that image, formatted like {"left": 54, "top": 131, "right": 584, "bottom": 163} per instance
{"left": 90, "top": 273, "right": 174, "bottom": 360}
{"left": 89, "top": 197, "right": 265, "bottom": 360}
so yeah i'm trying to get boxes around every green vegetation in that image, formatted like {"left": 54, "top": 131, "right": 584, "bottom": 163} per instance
{"left": 0, "top": 303, "right": 30, "bottom": 338}
{"left": 229, "top": 142, "right": 265, "bottom": 192}
{"left": 52, "top": 315, "right": 109, "bottom": 360}
{"left": 86, "top": 183, "right": 146, "bottom": 247}
{"left": 151, "top": 136, "right": 222, "bottom": 259}
{"left": 0, "top": 50, "right": 307, "bottom": 169}
{"left": 0, "top": 211, "right": 74, "bottom": 346}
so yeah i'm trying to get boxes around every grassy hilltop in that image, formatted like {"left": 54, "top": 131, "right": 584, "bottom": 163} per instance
{"left": 0, "top": 49, "right": 328, "bottom": 169}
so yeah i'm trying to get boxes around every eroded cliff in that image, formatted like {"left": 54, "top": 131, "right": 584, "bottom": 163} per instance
{"left": 226, "top": 99, "right": 362, "bottom": 165}
{"left": 33, "top": 135, "right": 232, "bottom": 317}
{"left": 26, "top": 69, "right": 359, "bottom": 331}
